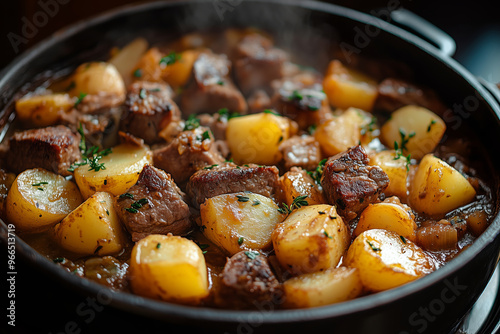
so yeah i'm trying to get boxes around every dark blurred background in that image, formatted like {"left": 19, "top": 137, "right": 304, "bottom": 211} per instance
{"left": 0, "top": 1, "right": 498, "bottom": 333}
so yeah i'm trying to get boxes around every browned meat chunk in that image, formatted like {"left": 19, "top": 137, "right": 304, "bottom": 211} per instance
{"left": 196, "top": 112, "right": 229, "bottom": 141}
{"left": 247, "top": 89, "right": 272, "bottom": 113}
{"left": 121, "top": 81, "right": 181, "bottom": 144}
{"left": 234, "top": 33, "right": 289, "bottom": 96}
{"left": 114, "top": 164, "right": 191, "bottom": 242}
{"left": 5, "top": 125, "right": 80, "bottom": 176}
{"left": 321, "top": 145, "right": 389, "bottom": 221}
{"left": 153, "top": 126, "right": 225, "bottom": 188}
{"left": 181, "top": 52, "right": 247, "bottom": 115}
{"left": 375, "top": 78, "right": 447, "bottom": 114}
{"left": 75, "top": 107, "right": 123, "bottom": 149}
{"left": 84, "top": 256, "right": 129, "bottom": 291}
{"left": 186, "top": 163, "right": 281, "bottom": 208}
{"left": 215, "top": 251, "right": 283, "bottom": 309}
{"left": 279, "top": 135, "right": 321, "bottom": 171}
{"left": 76, "top": 92, "right": 125, "bottom": 114}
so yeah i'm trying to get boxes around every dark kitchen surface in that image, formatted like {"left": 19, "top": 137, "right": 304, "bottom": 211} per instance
{"left": 1, "top": 1, "right": 499, "bottom": 334}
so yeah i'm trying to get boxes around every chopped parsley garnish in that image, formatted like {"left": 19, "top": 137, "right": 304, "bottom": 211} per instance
{"left": 156, "top": 243, "right": 161, "bottom": 249}
{"left": 400, "top": 235, "right": 407, "bottom": 244}
{"left": 236, "top": 195, "right": 250, "bottom": 202}
{"left": 199, "top": 244, "right": 209, "bottom": 254}
{"left": 128, "top": 198, "right": 148, "bottom": 212}
{"left": 367, "top": 240, "right": 381, "bottom": 252}
{"left": 133, "top": 68, "right": 142, "bottom": 78}
{"left": 203, "top": 164, "right": 218, "bottom": 170}
{"left": 125, "top": 207, "right": 139, "bottom": 214}
{"left": 217, "top": 108, "right": 240, "bottom": 122}
{"left": 323, "top": 231, "right": 333, "bottom": 239}
{"left": 74, "top": 92, "right": 87, "bottom": 108}
{"left": 183, "top": 114, "right": 200, "bottom": 131}
{"left": 307, "top": 105, "right": 320, "bottom": 111}
{"left": 32, "top": 182, "right": 48, "bottom": 186}
{"left": 307, "top": 158, "right": 327, "bottom": 184}
{"left": 244, "top": 251, "right": 259, "bottom": 260}
{"left": 238, "top": 237, "right": 244, "bottom": 245}
{"left": 119, "top": 193, "right": 134, "bottom": 199}
{"left": 68, "top": 123, "right": 112, "bottom": 172}
{"left": 289, "top": 90, "right": 303, "bottom": 101}
{"left": 139, "top": 88, "right": 147, "bottom": 99}
{"left": 393, "top": 128, "right": 415, "bottom": 172}
{"left": 201, "top": 130, "right": 211, "bottom": 141}
{"left": 217, "top": 80, "right": 224, "bottom": 85}
{"left": 252, "top": 200, "right": 260, "bottom": 206}
{"left": 427, "top": 119, "right": 437, "bottom": 132}
{"left": 159, "top": 51, "right": 181, "bottom": 66}
{"left": 106, "top": 209, "right": 109, "bottom": 216}
{"left": 263, "top": 109, "right": 281, "bottom": 116}
{"left": 308, "top": 124, "right": 317, "bottom": 135}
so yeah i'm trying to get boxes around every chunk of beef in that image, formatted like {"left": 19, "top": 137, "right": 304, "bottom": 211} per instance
{"left": 375, "top": 78, "right": 447, "bottom": 114}
{"left": 186, "top": 163, "right": 281, "bottom": 208}
{"left": 153, "top": 126, "right": 225, "bottom": 188}
{"left": 181, "top": 52, "right": 247, "bottom": 115}
{"left": 75, "top": 107, "right": 123, "bottom": 149}
{"left": 279, "top": 135, "right": 321, "bottom": 171}
{"left": 247, "top": 89, "right": 272, "bottom": 113}
{"left": 215, "top": 251, "right": 283, "bottom": 309}
{"left": 271, "top": 76, "right": 331, "bottom": 130}
{"left": 121, "top": 81, "right": 180, "bottom": 144}
{"left": 321, "top": 145, "right": 389, "bottom": 221}
{"left": 5, "top": 125, "right": 80, "bottom": 176}
{"left": 234, "top": 33, "right": 289, "bottom": 96}
{"left": 76, "top": 92, "right": 125, "bottom": 114}
{"left": 197, "top": 113, "right": 228, "bottom": 141}
{"left": 114, "top": 164, "right": 191, "bottom": 242}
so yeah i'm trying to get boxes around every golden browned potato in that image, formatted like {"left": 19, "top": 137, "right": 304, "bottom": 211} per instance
{"left": 200, "top": 192, "right": 286, "bottom": 255}
{"left": 283, "top": 267, "right": 363, "bottom": 308}
{"left": 15, "top": 93, "right": 74, "bottom": 127}
{"left": 69, "top": 62, "right": 126, "bottom": 98}
{"left": 109, "top": 37, "right": 149, "bottom": 86}
{"left": 5, "top": 168, "right": 82, "bottom": 233}
{"left": 53, "top": 192, "right": 126, "bottom": 256}
{"left": 272, "top": 204, "right": 350, "bottom": 275}
{"left": 226, "top": 112, "right": 292, "bottom": 165}
{"left": 323, "top": 60, "right": 378, "bottom": 111}
{"left": 380, "top": 105, "right": 446, "bottom": 160}
{"left": 74, "top": 143, "right": 152, "bottom": 199}
{"left": 354, "top": 199, "right": 417, "bottom": 241}
{"left": 162, "top": 49, "right": 199, "bottom": 88}
{"left": 344, "top": 229, "right": 434, "bottom": 292}
{"left": 129, "top": 234, "right": 209, "bottom": 304}
{"left": 408, "top": 154, "right": 476, "bottom": 217}
{"left": 280, "top": 169, "right": 325, "bottom": 207}
{"left": 314, "top": 107, "right": 372, "bottom": 157}
{"left": 369, "top": 150, "right": 409, "bottom": 201}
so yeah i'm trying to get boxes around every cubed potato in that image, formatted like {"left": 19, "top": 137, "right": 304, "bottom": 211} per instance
{"left": 369, "top": 150, "right": 409, "bottom": 201}
{"left": 380, "top": 105, "right": 446, "bottom": 160}
{"left": 280, "top": 169, "right": 325, "bottom": 207}
{"left": 344, "top": 229, "right": 434, "bottom": 292}
{"left": 132, "top": 47, "right": 164, "bottom": 83}
{"left": 69, "top": 62, "right": 126, "bottom": 98}
{"left": 74, "top": 143, "right": 152, "bottom": 199}
{"left": 129, "top": 234, "right": 209, "bottom": 304}
{"left": 162, "top": 49, "right": 199, "bottom": 88}
{"left": 323, "top": 60, "right": 378, "bottom": 111}
{"left": 272, "top": 204, "right": 350, "bottom": 275}
{"left": 314, "top": 107, "right": 371, "bottom": 157}
{"left": 283, "top": 267, "right": 363, "bottom": 308}
{"left": 409, "top": 154, "right": 476, "bottom": 217}
{"left": 200, "top": 192, "right": 286, "bottom": 255}
{"left": 5, "top": 168, "right": 82, "bottom": 233}
{"left": 226, "top": 112, "right": 291, "bottom": 165}
{"left": 354, "top": 199, "right": 417, "bottom": 241}
{"left": 15, "top": 93, "right": 74, "bottom": 127}
{"left": 109, "top": 38, "right": 149, "bottom": 86}
{"left": 53, "top": 192, "right": 126, "bottom": 256}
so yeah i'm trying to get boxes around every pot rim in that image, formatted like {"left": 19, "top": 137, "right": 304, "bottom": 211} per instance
{"left": 1, "top": 0, "right": 500, "bottom": 325}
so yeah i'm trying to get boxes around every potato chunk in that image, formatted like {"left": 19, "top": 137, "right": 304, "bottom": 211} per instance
{"left": 226, "top": 112, "right": 292, "bottom": 165}
{"left": 380, "top": 105, "right": 446, "bottom": 160}
{"left": 109, "top": 37, "right": 149, "bottom": 86}
{"left": 5, "top": 168, "right": 82, "bottom": 232}
{"left": 283, "top": 267, "right": 363, "bottom": 308}
{"left": 74, "top": 142, "right": 152, "bottom": 199}
{"left": 68, "top": 62, "right": 125, "bottom": 98}
{"left": 409, "top": 154, "right": 476, "bottom": 217}
{"left": 280, "top": 168, "right": 325, "bottom": 207}
{"left": 272, "top": 204, "right": 350, "bottom": 275}
{"left": 369, "top": 150, "right": 409, "bottom": 201}
{"left": 54, "top": 192, "right": 126, "bottom": 256}
{"left": 344, "top": 229, "right": 434, "bottom": 292}
{"left": 323, "top": 60, "right": 378, "bottom": 111}
{"left": 354, "top": 199, "right": 417, "bottom": 241}
{"left": 200, "top": 192, "right": 286, "bottom": 255}
{"left": 314, "top": 108, "right": 372, "bottom": 157}
{"left": 15, "top": 93, "right": 74, "bottom": 127}
{"left": 130, "top": 234, "right": 209, "bottom": 304}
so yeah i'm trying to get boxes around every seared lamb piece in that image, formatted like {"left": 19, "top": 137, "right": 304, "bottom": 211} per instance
{"left": 153, "top": 126, "right": 225, "bottom": 188}
{"left": 114, "top": 164, "right": 191, "bottom": 242}
{"left": 279, "top": 135, "right": 321, "bottom": 171}
{"left": 120, "top": 81, "right": 181, "bottom": 144}
{"left": 375, "top": 78, "right": 447, "bottom": 114}
{"left": 186, "top": 163, "right": 281, "bottom": 208}
{"left": 180, "top": 52, "right": 247, "bottom": 115}
{"left": 215, "top": 251, "right": 283, "bottom": 309}
{"left": 5, "top": 125, "right": 80, "bottom": 176}
{"left": 321, "top": 145, "right": 389, "bottom": 221}
{"left": 75, "top": 92, "right": 125, "bottom": 114}
{"left": 233, "top": 33, "right": 289, "bottom": 96}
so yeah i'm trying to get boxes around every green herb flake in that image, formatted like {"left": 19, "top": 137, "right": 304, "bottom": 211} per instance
{"left": 203, "top": 164, "right": 218, "bottom": 170}
{"left": 244, "top": 251, "right": 259, "bottom": 260}
{"left": 308, "top": 124, "right": 317, "bottom": 135}
{"left": 252, "top": 200, "right": 260, "bottom": 206}
{"left": 201, "top": 130, "right": 211, "bottom": 141}
{"left": 289, "top": 90, "right": 303, "bottom": 101}
{"left": 74, "top": 92, "right": 88, "bottom": 108}
{"left": 323, "top": 231, "right": 333, "bottom": 239}
{"left": 160, "top": 51, "right": 182, "bottom": 66}
{"left": 156, "top": 243, "right": 161, "bottom": 249}
{"left": 139, "top": 88, "right": 147, "bottom": 99}
{"left": 318, "top": 211, "right": 326, "bottom": 215}
{"left": 263, "top": 109, "right": 280, "bottom": 116}
{"left": 32, "top": 182, "right": 48, "bottom": 186}
{"left": 236, "top": 195, "right": 250, "bottom": 202}
{"left": 217, "top": 80, "right": 224, "bottom": 85}
{"left": 183, "top": 114, "right": 200, "bottom": 131}
{"left": 125, "top": 207, "right": 139, "bottom": 214}
{"left": 367, "top": 240, "right": 381, "bottom": 252}
{"left": 133, "top": 68, "right": 142, "bottom": 78}
{"left": 427, "top": 119, "right": 437, "bottom": 132}
{"left": 37, "top": 187, "right": 44, "bottom": 191}
{"left": 106, "top": 209, "right": 110, "bottom": 216}
{"left": 238, "top": 237, "right": 244, "bottom": 245}
{"left": 119, "top": 193, "right": 134, "bottom": 199}
{"left": 400, "top": 235, "right": 407, "bottom": 244}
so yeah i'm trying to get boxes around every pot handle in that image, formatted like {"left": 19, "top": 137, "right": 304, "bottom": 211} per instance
{"left": 390, "top": 8, "right": 456, "bottom": 57}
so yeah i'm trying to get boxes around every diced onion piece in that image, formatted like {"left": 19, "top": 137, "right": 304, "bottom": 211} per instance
{"left": 416, "top": 223, "right": 458, "bottom": 251}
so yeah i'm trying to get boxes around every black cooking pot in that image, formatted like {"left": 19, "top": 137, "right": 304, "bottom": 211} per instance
{"left": 1, "top": 1, "right": 500, "bottom": 333}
